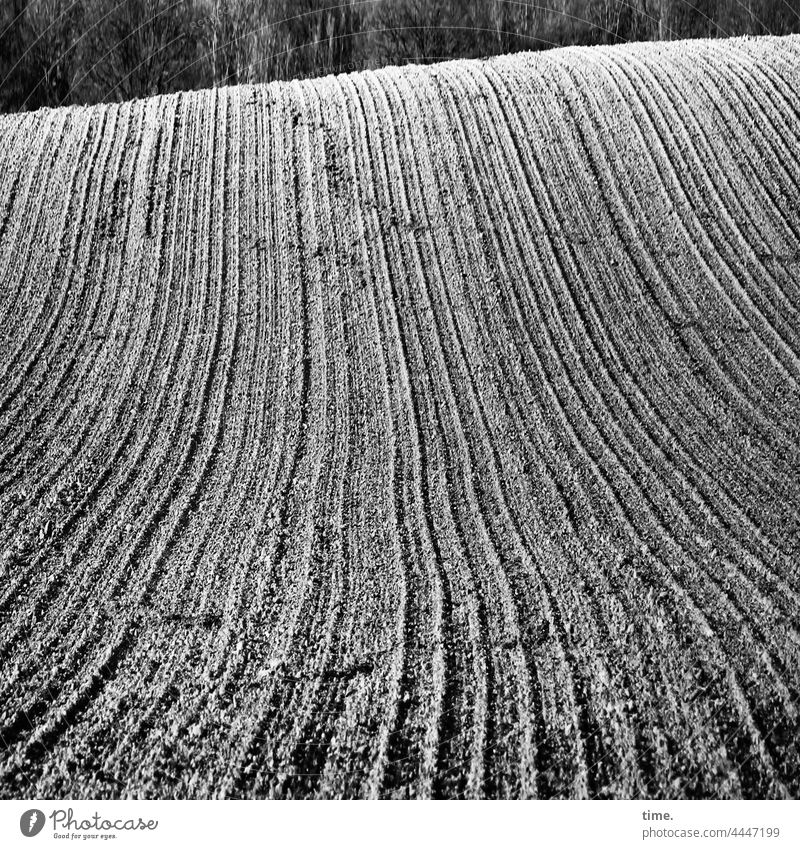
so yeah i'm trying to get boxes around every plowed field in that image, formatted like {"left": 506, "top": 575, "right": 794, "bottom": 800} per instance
{"left": 1, "top": 35, "right": 799, "bottom": 800}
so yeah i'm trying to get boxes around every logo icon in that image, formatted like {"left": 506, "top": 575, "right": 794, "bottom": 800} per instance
{"left": 20, "top": 810, "right": 45, "bottom": 837}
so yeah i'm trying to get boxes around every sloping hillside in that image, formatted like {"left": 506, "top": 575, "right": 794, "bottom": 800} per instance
{"left": 1, "top": 35, "right": 799, "bottom": 799}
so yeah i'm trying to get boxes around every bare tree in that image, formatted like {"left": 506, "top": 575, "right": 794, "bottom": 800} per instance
{"left": 83, "top": 0, "right": 199, "bottom": 102}
{"left": 2, "top": 0, "right": 800, "bottom": 111}
{"left": 371, "top": 0, "right": 485, "bottom": 65}
{"left": 203, "top": 0, "right": 262, "bottom": 86}
{"left": 0, "top": 0, "right": 84, "bottom": 109}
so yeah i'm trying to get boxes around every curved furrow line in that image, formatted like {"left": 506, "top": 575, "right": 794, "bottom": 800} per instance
{"left": 376, "top": 68, "right": 515, "bottom": 799}
{"left": 0, "top": 94, "right": 209, "bottom": 776}
{"left": 709, "top": 51, "right": 800, "bottom": 316}
{"left": 0, "top": 110, "right": 73, "bottom": 343}
{"left": 0, "top": 101, "right": 159, "bottom": 506}
{"left": 81, "top": 87, "right": 244, "bottom": 781}
{"left": 0, "top": 87, "right": 240, "bottom": 778}
{"left": 466, "top": 54, "right": 684, "bottom": 796}
{"left": 256, "top": 82, "right": 317, "bottom": 577}
{"left": 446, "top": 58, "right": 633, "bottom": 797}
{"left": 494, "top": 44, "right": 800, "bottom": 696}
{"left": 438, "top": 63, "right": 712, "bottom": 800}
{"left": 52, "top": 89, "right": 263, "bottom": 798}
{"left": 316, "top": 71, "right": 490, "bottom": 795}
{"left": 699, "top": 44, "right": 800, "bottom": 319}
{"left": 440, "top": 65, "right": 671, "bottom": 797}
{"left": 317, "top": 72, "right": 409, "bottom": 800}
{"left": 550, "top": 47, "right": 799, "bottom": 447}
{"left": 596, "top": 51, "right": 800, "bottom": 392}
{"left": 0, "top": 93, "right": 190, "bottom": 652}
{"left": 80, "top": 85, "right": 235, "bottom": 658}
{"left": 0, "top": 90, "right": 231, "bottom": 769}
{"left": 477, "top": 58, "right": 797, "bottom": 795}
{"left": 717, "top": 40, "right": 800, "bottom": 185}
{"left": 634, "top": 49, "right": 800, "bottom": 351}
{"left": 627, "top": 49, "right": 800, "bottom": 506}
{"left": 0, "top": 107, "right": 146, "bottom": 619}
{"left": 0, "top": 107, "right": 192, "bottom": 668}
{"left": 0, "top": 97, "right": 173, "bottom": 467}
{"left": 286, "top": 78, "right": 414, "bottom": 800}
{"left": 392, "top": 65, "right": 589, "bottom": 797}
{"left": 694, "top": 39, "right": 800, "bottom": 200}
{"left": 2, "top": 35, "right": 799, "bottom": 799}
{"left": 449, "top": 59, "right": 712, "bottom": 797}
{"left": 0, "top": 264, "right": 171, "bottom": 779}
{"left": 768, "top": 34, "right": 800, "bottom": 77}
{"left": 226, "top": 79, "right": 344, "bottom": 799}
{"left": 528, "top": 73, "right": 800, "bottom": 744}
{"left": 194, "top": 96, "right": 311, "bottom": 799}
{"left": 676, "top": 51, "right": 800, "bottom": 337}
{"left": 436, "top": 68, "right": 648, "bottom": 798}
{"left": 532, "top": 57, "right": 800, "bottom": 586}
{"left": 550, "top": 52, "right": 800, "bottom": 465}
{"left": 343, "top": 71, "right": 452, "bottom": 800}
{"left": 0, "top": 104, "right": 132, "bottom": 431}
{"left": 525, "top": 48, "right": 799, "bottom": 568}
{"left": 548, "top": 52, "right": 800, "bottom": 558}
{"left": 521, "top": 60, "right": 800, "bottom": 609}
{"left": 296, "top": 324, "right": 385, "bottom": 798}
{"left": 254, "top": 78, "right": 355, "bottom": 800}
{"left": 210, "top": 86, "right": 312, "bottom": 799}
{"left": 0, "top": 111, "right": 68, "bottom": 345}
{"left": 608, "top": 50, "right": 800, "bottom": 384}
{"left": 334, "top": 74, "right": 462, "bottom": 797}
{"left": 96, "top": 86, "right": 291, "bottom": 797}
{"left": 0, "top": 107, "right": 110, "bottom": 415}
{"left": 536, "top": 54, "right": 800, "bottom": 788}
{"left": 138, "top": 92, "right": 275, "bottom": 790}
{"left": 327, "top": 73, "right": 423, "bottom": 800}
{"left": 243, "top": 84, "right": 335, "bottom": 718}
{"left": 371, "top": 66, "right": 547, "bottom": 797}
{"left": 691, "top": 43, "right": 800, "bottom": 237}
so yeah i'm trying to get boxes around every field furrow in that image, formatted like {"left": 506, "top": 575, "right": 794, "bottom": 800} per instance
{"left": 1, "top": 35, "right": 798, "bottom": 800}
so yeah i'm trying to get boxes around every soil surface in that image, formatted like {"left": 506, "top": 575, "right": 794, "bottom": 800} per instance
{"left": 1, "top": 35, "right": 799, "bottom": 799}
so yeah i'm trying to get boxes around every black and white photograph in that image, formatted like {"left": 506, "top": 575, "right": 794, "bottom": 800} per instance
{"left": 1, "top": 1, "right": 799, "bottom": 843}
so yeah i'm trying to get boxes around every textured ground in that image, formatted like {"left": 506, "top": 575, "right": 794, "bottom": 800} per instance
{"left": 1, "top": 35, "right": 799, "bottom": 800}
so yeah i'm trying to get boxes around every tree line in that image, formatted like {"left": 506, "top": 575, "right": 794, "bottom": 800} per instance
{"left": 1, "top": 1, "right": 798, "bottom": 111}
